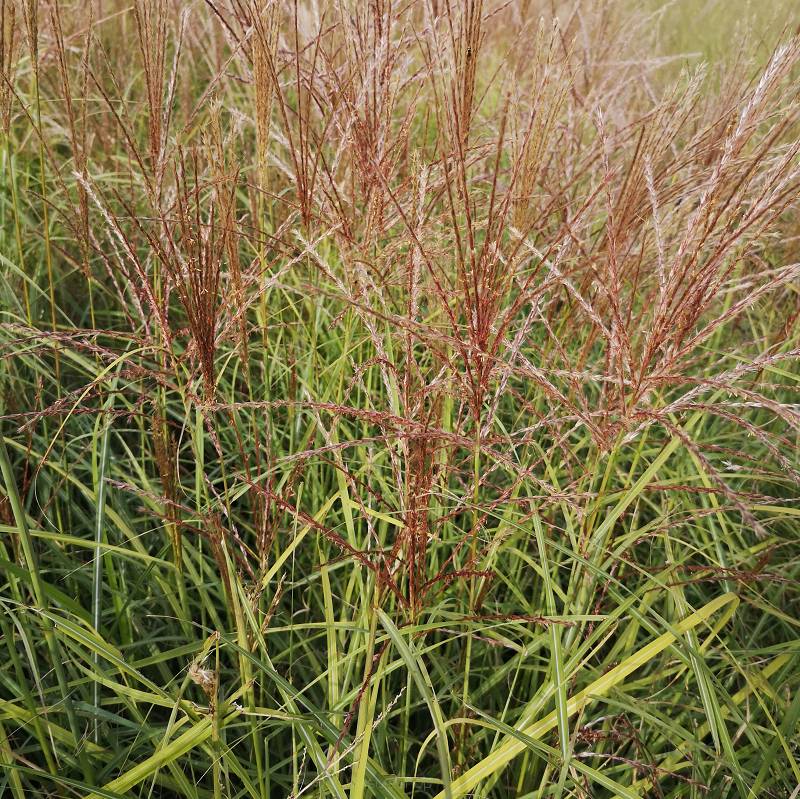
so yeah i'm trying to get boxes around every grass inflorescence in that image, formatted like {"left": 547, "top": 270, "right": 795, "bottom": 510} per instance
{"left": 1, "top": 1, "right": 800, "bottom": 797}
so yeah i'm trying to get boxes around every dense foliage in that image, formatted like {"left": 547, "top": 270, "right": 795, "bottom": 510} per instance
{"left": 1, "top": 2, "right": 800, "bottom": 797}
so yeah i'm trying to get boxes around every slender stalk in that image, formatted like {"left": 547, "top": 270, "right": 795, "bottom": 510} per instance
{"left": 5, "top": 136, "right": 29, "bottom": 324}
{"left": 91, "top": 397, "right": 112, "bottom": 744}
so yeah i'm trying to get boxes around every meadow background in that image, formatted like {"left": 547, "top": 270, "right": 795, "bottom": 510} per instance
{"left": 1, "top": 1, "right": 800, "bottom": 797}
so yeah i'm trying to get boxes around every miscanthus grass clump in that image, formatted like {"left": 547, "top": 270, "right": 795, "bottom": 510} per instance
{"left": 1, "top": 1, "right": 800, "bottom": 797}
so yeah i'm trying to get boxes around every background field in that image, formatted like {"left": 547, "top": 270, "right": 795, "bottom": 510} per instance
{"left": 1, "top": 1, "right": 800, "bottom": 797}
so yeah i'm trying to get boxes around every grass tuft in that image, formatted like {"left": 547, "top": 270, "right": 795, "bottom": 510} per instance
{"left": 1, "top": 1, "right": 800, "bottom": 797}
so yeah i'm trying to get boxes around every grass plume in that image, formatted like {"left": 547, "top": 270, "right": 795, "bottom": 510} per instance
{"left": 1, "top": 2, "right": 800, "bottom": 797}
